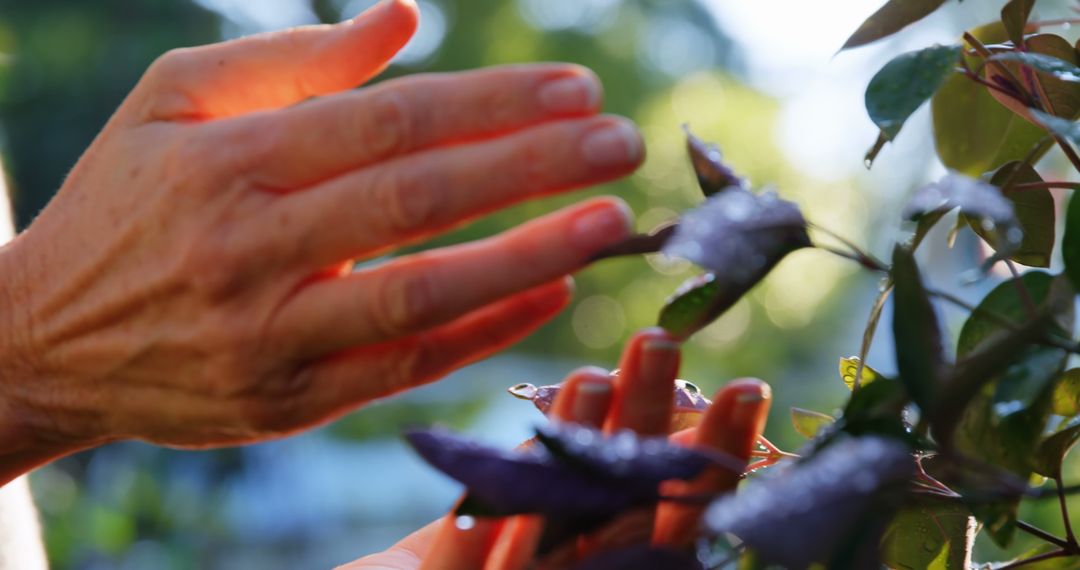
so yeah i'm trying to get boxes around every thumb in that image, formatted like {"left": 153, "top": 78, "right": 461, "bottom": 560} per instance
{"left": 133, "top": 0, "right": 419, "bottom": 121}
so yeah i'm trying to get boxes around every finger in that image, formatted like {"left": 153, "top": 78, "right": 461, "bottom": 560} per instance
{"left": 294, "top": 278, "right": 572, "bottom": 416}
{"left": 653, "top": 378, "right": 772, "bottom": 548}
{"left": 549, "top": 368, "right": 614, "bottom": 426}
{"left": 136, "top": 0, "right": 418, "bottom": 121}
{"left": 255, "top": 116, "right": 642, "bottom": 266}
{"left": 486, "top": 372, "right": 614, "bottom": 570}
{"left": 231, "top": 64, "right": 605, "bottom": 189}
{"left": 337, "top": 518, "right": 441, "bottom": 569}
{"left": 419, "top": 515, "right": 505, "bottom": 570}
{"left": 272, "top": 198, "right": 631, "bottom": 358}
{"left": 604, "top": 328, "right": 681, "bottom": 436}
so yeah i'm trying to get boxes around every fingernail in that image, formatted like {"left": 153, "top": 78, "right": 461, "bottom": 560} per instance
{"left": 730, "top": 389, "right": 770, "bottom": 431}
{"left": 581, "top": 121, "right": 643, "bottom": 167}
{"left": 572, "top": 202, "right": 633, "bottom": 250}
{"left": 539, "top": 74, "right": 601, "bottom": 114}
{"left": 573, "top": 379, "right": 612, "bottom": 427}
{"left": 641, "top": 337, "right": 680, "bottom": 380}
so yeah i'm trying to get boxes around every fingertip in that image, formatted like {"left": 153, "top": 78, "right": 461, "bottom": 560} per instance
{"left": 713, "top": 377, "right": 772, "bottom": 403}
{"left": 348, "top": 0, "right": 420, "bottom": 42}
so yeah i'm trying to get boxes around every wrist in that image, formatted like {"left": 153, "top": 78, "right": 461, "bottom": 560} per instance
{"left": 0, "top": 239, "right": 86, "bottom": 485}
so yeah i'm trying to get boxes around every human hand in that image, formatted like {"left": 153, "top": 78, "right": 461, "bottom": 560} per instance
{"left": 0, "top": 0, "right": 644, "bottom": 479}
{"left": 343, "top": 328, "right": 772, "bottom": 569}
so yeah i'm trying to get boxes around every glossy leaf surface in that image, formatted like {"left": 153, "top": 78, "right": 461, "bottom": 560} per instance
{"left": 791, "top": 407, "right": 835, "bottom": 439}
{"left": 839, "top": 356, "right": 884, "bottom": 390}
{"left": 967, "top": 161, "right": 1054, "bottom": 267}
{"left": 864, "top": 45, "right": 960, "bottom": 164}
{"left": 932, "top": 24, "right": 1048, "bottom": 175}
{"left": 1001, "top": 0, "right": 1035, "bottom": 46}
{"left": 1034, "top": 416, "right": 1080, "bottom": 479}
{"left": 841, "top": 0, "right": 948, "bottom": 50}
{"left": 704, "top": 436, "right": 913, "bottom": 568}
{"left": 685, "top": 127, "right": 747, "bottom": 196}
{"left": 892, "top": 245, "right": 946, "bottom": 412}
{"left": 881, "top": 497, "right": 974, "bottom": 570}
{"left": 989, "top": 52, "right": 1080, "bottom": 83}
{"left": 1052, "top": 369, "right": 1080, "bottom": 418}
{"left": 952, "top": 272, "right": 1075, "bottom": 546}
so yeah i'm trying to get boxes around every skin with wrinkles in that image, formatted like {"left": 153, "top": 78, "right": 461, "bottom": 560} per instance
{"left": 0, "top": 0, "right": 646, "bottom": 485}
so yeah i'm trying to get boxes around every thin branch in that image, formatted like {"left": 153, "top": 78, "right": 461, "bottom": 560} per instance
{"left": 1053, "top": 135, "right": 1080, "bottom": 174}
{"left": 996, "top": 547, "right": 1069, "bottom": 570}
{"left": 1028, "top": 18, "right": 1080, "bottom": 28}
{"left": 1013, "top": 181, "right": 1080, "bottom": 191}
{"left": 856, "top": 286, "right": 891, "bottom": 390}
{"left": 963, "top": 32, "right": 1031, "bottom": 104}
{"left": 1017, "top": 520, "right": 1071, "bottom": 549}
{"left": 1004, "top": 259, "right": 1038, "bottom": 317}
{"left": 1057, "top": 475, "right": 1079, "bottom": 548}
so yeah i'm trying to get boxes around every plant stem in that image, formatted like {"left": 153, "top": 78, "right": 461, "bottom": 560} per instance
{"left": 996, "top": 548, "right": 1069, "bottom": 569}
{"left": 1013, "top": 181, "right": 1080, "bottom": 191}
{"left": 1057, "top": 475, "right": 1079, "bottom": 548}
{"left": 1028, "top": 18, "right": 1080, "bottom": 28}
{"left": 809, "top": 223, "right": 889, "bottom": 273}
{"left": 1017, "top": 520, "right": 1071, "bottom": 549}
{"left": 1054, "top": 135, "right": 1080, "bottom": 174}
{"left": 1004, "top": 259, "right": 1038, "bottom": 317}
{"left": 963, "top": 32, "right": 1031, "bottom": 104}
{"left": 856, "top": 287, "right": 891, "bottom": 390}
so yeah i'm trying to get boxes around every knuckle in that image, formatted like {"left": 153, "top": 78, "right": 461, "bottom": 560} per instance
{"left": 372, "top": 267, "right": 440, "bottom": 338}
{"left": 147, "top": 47, "right": 197, "bottom": 82}
{"left": 177, "top": 231, "right": 245, "bottom": 300}
{"left": 372, "top": 167, "right": 439, "bottom": 235}
{"left": 355, "top": 90, "right": 411, "bottom": 160}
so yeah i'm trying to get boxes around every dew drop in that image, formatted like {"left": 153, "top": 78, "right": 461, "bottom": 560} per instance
{"left": 455, "top": 515, "right": 476, "bottom": 531}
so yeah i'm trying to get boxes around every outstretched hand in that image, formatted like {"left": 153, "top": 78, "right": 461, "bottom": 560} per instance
{"left": 0, "top": 0, "right": 643, "bottom": 481}
{"left": 344, "top": 328, "right": 772, "bottom": 569}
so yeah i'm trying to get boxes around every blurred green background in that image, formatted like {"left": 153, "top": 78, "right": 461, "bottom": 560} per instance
{"left": 2, "top": 0, "right": 1079, "bottom": 567}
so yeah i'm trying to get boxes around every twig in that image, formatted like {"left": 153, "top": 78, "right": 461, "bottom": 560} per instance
{"left": 1013, "top": 181, "right": 1080, "bottom": 191}
{"left": 1027, "top": 18, "right": 1080, "bottom": 28}
{"left": 1017, "top": 520, "right": 1070, "bottom": 549}
{"left": 809, "top": 223, "right": 890, "bottom": 273}
{"left": 996, "top": 547, "right": 1069, "bottom": 569}
{"left": 1057, "top": 475, "right": 1079, "bottom": 548}
{"left": 1053, "top": 135, "right": 1080, "bottom": 174}
{"left": 1004, "top": 259, "right": 1038, "bottom": 317}
{"left": 963, "top": 32, "right": 1031, "bottom": 104}
{"left": 856, "top": 287, "right": 891, "bottom": 390}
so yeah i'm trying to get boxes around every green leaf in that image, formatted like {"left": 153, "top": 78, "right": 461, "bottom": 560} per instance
{"left": 658, "top": 273, "right": 732, "bottom": 340}
{"left": 839, "top": 356, "right": 883, "bottom": 390}
{"left": 989, "top": 52, "right": 1080, "bottom": 83}
{"left": 1065, "top": 191, "right": 1080, "bottom": 291}
{"left": 891, "top": 245, "right": 945, "bottom": 412}
{"left": 1034, "top": 416, "right": 1080, "bottom": 479}
{"left": 966, "top": 161, "right": 1055, "bottom": 268}
{"left": 932, "top": 24, "right": 1049, "bottom": 176}
{"left": 791, "top": 407, "right": 835, "bottom": 438}
{"left": 881, "top": 497, "right": 974, "bottom": 570}
{"left": 1032, "top": 109, "right": 1080, "bottom": 145}
{"left": 1052, "top": 369, "right": 1080, "bottom": 417}
{"left": 864, "top": 45, "right": 961, "bottom": 165}
{"left": 952, "top": 272, "right": 1075, "bottom": 546}
{"left": 841, "top": 0, "right": 948, "bottom": 51}
{"left": 1001, "top": 0, "right": 1035, "bottom": 47}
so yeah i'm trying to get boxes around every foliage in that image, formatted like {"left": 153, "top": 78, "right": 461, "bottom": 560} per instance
{"left": 406, "top": 2, "right": 1080, "bottom": 567}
